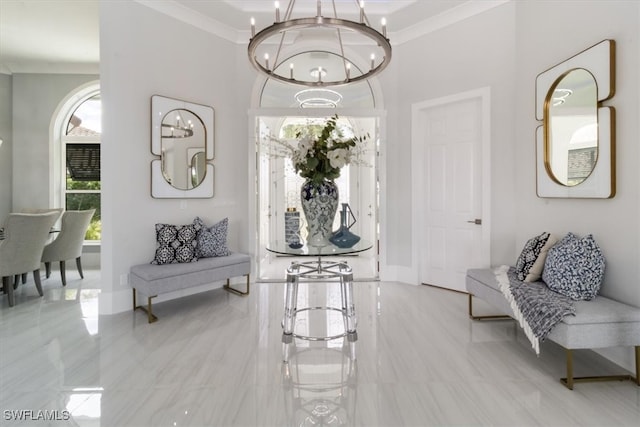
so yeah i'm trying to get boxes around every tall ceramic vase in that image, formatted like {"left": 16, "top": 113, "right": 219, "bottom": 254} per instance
{"left": 300, "top": 179, "right": 339, "bottom": 247}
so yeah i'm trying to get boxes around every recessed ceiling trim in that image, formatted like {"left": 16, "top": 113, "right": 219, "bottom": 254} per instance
{"left": 138, "top": 0, "right": 512, "bottom": 47}
{"left": 222, "top": 0, "right": 417, "bottom": 15}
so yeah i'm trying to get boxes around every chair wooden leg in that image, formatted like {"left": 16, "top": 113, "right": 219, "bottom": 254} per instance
{"left": 45, "top": 262, "right": 51, "bottom": 278}
{"left": 76, "top": 256, "right": 84, "bottom": 279}
{"left": 33, "top": 269, "right": 44, "bottom": 297}
{"left": 21, "top": 273, "right": 27, "bottom": 284}
{"left": 5, "top": 276, "right": 15, "bottom": 306}
{"left": 13, "top": 275, "right": 19, "bottom": 290}
{"left": 60, "top": 260, "right": 66, "bottom": 286}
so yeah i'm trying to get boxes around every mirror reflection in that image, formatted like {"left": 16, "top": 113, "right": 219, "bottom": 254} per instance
{"left": 190, "top": 151, "right": 206, "bottom": 188}
{"left": 160, "top": 109, "right": 206, "bottom": 189}
{"left": 544, "top": 68, "right": 598, "bottom": 186}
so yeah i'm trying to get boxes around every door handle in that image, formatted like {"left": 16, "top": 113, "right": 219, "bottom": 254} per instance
{"left": 467, "top": 219, "right": 482, "bottom": 225}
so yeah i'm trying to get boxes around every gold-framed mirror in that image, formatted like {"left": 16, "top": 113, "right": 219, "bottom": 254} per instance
{"left": 535, "top": 39, "right": 615, "bottom": 198}
{"left": 544, "top": 68, "right": 598, "bottom": 187}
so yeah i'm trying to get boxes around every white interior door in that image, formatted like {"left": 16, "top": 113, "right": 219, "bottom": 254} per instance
{"left": 413, "top": 89, "right": 490, "bottom": 292}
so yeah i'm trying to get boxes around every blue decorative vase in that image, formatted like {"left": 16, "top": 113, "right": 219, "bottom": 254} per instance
{"left": 284, "top": 208, "right": 303, "bottom": 249}
{"left": 330, "top": 203, "right": 361, "bottom": 248}
{"left": 300, "top": 179, "right": 339, "bottom": 247}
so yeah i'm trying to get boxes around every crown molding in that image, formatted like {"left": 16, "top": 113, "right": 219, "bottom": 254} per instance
{"left": 134, "top": 0, "right": 238, "bottom": 43}
{"left": 392, "top": 0, "right": 511, "bottom": 46}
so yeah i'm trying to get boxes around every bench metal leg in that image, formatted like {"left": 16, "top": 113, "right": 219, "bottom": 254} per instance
{"left": 560, "top": 347, "right": 640, "bottom": 390}
{"left": 132, "top": 288, "right": 158, "bottom": 323}
{"left": 468, "top": 294, "right": 512, "bottom": 321}
{"left": 223, "top": 274, "right": 250, "bottom": 296}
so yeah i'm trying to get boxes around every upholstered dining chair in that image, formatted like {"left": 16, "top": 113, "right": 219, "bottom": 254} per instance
{"left": 15, "top": 208, "right": 64, "bottom": 285}
{"left": 0, "top": 211, "right": 60, "bottom": 307}
{"left": 21, "top": 207, "right": 64, "bottom": 221}
{"left": 41, "top": 209, "right": 95, "bottom": 287}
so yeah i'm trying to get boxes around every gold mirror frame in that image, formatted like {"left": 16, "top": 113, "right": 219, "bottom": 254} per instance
{"left": 543, "top": 68, "right": 599, "bottom": 187}
{"left": 535, "top": 39, "right": 616, "bottom": 198}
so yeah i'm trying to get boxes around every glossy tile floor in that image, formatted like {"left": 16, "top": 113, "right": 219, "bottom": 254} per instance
{"left": 1, "top": 270, "right": 640, "bottom": 426}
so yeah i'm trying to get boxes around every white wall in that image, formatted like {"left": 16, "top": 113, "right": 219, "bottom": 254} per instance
{"left": 10, "top": 74, "right": 97, "bottom": 212}
{"left": 394, "top": 2, "right": 518, "bottom": 272}
{"left": 513, "top": 0, "right": 639, "bottom": 370}
{"left": 99, "top": 1, "right": 252, "bottom": 313}
{"left": 0, "top": 74, "right": 11, "bottom": 221}
{"left": 515, "top": 0, "right": 639, "bottom": 302}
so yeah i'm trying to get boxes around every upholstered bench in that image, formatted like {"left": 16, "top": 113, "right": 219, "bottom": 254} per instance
{"left": 466, "top": 267, "right": 640, "bottom": 389}
{"left": 130, "top": 252, "right": 251, "bottom": 323}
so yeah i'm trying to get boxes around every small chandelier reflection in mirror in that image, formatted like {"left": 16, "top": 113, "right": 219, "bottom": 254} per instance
{"left": 248, "top": 0, "right": 392, "bottom": 87}
{"left": 161, "top": 111, "right": 194, "bottom": 139}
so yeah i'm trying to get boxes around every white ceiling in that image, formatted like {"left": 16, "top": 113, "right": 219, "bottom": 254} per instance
{"left": 0, "top": 0, "right": 507, "bottom": 75}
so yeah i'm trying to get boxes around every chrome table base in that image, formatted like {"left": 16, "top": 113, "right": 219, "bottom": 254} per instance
{"left": 282, "top": 258, "right": 357, "bottom": 341}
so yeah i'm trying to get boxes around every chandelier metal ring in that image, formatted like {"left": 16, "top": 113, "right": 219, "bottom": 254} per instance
{"left": 248, "top": 15, "right": 392, "bottom": 87}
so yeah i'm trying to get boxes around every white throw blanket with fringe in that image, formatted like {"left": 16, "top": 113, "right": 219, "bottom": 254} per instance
{"left": 494, "top": 265, "right": 575, "bottom": 355}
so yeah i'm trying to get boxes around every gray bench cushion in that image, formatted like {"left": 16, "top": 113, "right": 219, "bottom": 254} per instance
{"left": 466, "top": 267, "right": 640, "bottom": 349}
{"left": 131, "top": 252, "right": 250, "bottom": 297}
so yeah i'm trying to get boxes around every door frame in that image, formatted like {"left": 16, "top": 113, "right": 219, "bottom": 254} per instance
{"left": 410, "top": 87, "right": 492, "bottom": 286}
{"left": 248, "top": 108, "right": 385, "bottom": 281}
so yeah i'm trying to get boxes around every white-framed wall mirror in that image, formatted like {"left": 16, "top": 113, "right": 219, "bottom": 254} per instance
{"left": 535, "top": 39, "right": 616, "bottom": 198}
{"left": 150, "top": 95, "right": 215, "bottom": 198}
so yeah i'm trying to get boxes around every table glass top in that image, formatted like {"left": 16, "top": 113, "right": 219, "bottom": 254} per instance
{"left": 267, "top": 240, "right": 373, "bottom": 257}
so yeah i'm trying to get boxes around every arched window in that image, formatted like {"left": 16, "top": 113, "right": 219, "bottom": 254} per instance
{"left": 58, "top": 89, "right": 101, "bottom": 241}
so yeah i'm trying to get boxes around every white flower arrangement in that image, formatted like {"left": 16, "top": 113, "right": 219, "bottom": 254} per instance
{"left": 268, "top": 115, "right": 369, "bottom": 184}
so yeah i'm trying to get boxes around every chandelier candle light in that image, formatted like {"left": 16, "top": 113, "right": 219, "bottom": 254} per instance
{"left": 248, "top": 0, "right": 392, "bottom": 87}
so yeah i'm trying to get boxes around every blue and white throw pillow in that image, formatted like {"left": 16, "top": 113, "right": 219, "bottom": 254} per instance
{"left": 515, "top": 232, "right": 550, "bottom": 281}
{"left": 194, "top": 217, "right": 231, "bottom": 258}
{"left": 151, "top": 223, "right": 199, "bottom": 265}
{"left": 542, "top": 232, "right": 605, "bottom": 300}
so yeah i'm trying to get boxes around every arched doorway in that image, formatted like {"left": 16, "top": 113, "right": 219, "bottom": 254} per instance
{"left": 249, "top": 75, "right": 384, "bottom": 281}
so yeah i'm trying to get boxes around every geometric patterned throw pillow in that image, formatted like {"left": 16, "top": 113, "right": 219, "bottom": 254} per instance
{"left": 542, "top": 232, "right": 605, "bottom": 301}
{"left": 151, "top": 223, "right": 199, "bottom": 265}
{"left": 194, "top": 217, "right": 231, "bottom": 258}
{"left": 514, "top": 232, "right": 551, "bottom": 281}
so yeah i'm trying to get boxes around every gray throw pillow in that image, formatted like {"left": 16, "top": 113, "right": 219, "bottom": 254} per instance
{"left": 194, "top": 217, "right": 231, "bottom": 258}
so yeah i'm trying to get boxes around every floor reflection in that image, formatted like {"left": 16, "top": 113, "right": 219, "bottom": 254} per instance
{"left": 282, "top": 335, "right": 357, "bottom": 426}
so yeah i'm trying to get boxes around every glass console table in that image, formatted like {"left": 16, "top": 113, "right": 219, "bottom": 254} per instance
{"left": 267, "top": 241, "right": 373, "bottom": 341}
